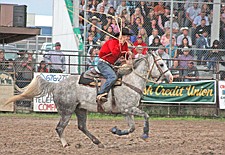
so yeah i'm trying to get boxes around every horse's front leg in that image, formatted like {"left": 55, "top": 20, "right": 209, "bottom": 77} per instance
{"left": 111, "top": 107, "right": 149, "bottom": 139}
{"left": 111, "top": 114, "right": 135, "bottom": 136}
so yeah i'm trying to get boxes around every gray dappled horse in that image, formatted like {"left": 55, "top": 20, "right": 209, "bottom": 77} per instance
{"left": 5, "top": 52, "right": 173, "bottom": 148}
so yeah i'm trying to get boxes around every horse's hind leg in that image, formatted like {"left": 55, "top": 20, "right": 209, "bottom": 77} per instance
{"left": 111, "top": 107, "right": 149, "bottom": 139}
{"left": 111, "top": 114, "right": 135, "bottom": 136}
{"left": 75, "top": 108, "right": 104, "bottom": 148}
{"left": 55, "top": 112, "right": 72, "bottom": 147}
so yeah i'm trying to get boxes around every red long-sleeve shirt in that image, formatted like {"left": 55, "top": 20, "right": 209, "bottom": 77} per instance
{"left": 99, "top": 38, "right": 129, "bottom": 64}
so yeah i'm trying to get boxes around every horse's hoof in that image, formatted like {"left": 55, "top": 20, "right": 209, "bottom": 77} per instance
{"left": 111, "top": 126, "right": 117, "bottom": 134}
{"left": 98, "top": 143, "right": 105, "bottom": 148}
{"left": 63, "top": 143, "right": 70, "bottom": 148}
{"left": 141, "top": 134, "right": 149, "bottom": 140}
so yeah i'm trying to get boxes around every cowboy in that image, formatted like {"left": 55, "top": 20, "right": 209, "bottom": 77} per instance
{"left": 96, "top": 27, "right": 132, "bottom": 102}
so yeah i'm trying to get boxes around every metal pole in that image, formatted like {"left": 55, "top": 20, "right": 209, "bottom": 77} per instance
{"left": 211, "top": 0, "right": 221, "bottom": 45}
{"left": 82, "top": 0, "right": 88, "bottom": 72}
{"left": 169, "top": 0, "right": 174, "bottom": 67}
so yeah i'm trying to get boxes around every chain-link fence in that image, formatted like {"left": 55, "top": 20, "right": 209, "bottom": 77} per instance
{"left": 80, "top": 0, "right": 225, "bottom": 81}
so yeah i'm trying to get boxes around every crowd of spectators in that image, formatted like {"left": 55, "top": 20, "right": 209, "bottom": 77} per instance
{"left": 79, "top": 0, "right": 225, "bottom": 81}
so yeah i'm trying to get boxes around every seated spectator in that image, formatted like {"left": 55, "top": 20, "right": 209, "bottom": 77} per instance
{"left": 183, "top": 61, "right": 199, "bottom": 82}
{"left": 130, "top": 17, "right": 143, "bottom": 36}
{"left": 158, "top": 6, "right": 170, "bottom": 30}
{"left": 38, "top": 60, "right": 48, "bottom": 73}
{"left": 177, "top": 37, "right": 193, "bottom": 57}
{"left": 154, "top": 45, "right": 170, "bottom": 67}
{"left": 137, "top": 27, "right": 148, "bottom": 45}
{"left": 134, "top": 45, "right": 145, "bottom": 59}
{"left": 164, "top": 14, "right": 180, "bottom": 35}
{"left": 96, "top": 0, "right": 113, "bottom": 13}
{"left": 153, "top": 1, "right": 165, "bottom": 17}
{"left": 177, "top": 47, "right": 193, "bottom": 69}
{"left": 87, "top": 16, "right": 101, "bottom": 32}
{"left": 116, "top": 0, "right": 130, "bottom": 17}
{"left": 185, "top": 2, "right": 201, "bottom": 27}
{"left": 150, "top": 36, "right": 162, "bottom": 52}
{"left": 148, "top": 28, "right": 160, "bottom": 46}
{"left": 177, "top": 27, "right": 192, "bottom": 46}
{"left": 111, "top": 18, "right": 120, "bottom": 34}
{"left": 204, "top": 40, "right": 225, "bottom": 71}
{"left": 132, "top": 35, "right": 148, "bottom": 55}
{"left": 170, "top": 60, "right": 182, "bottom": 82}
{"left": 130, "top": 7, "right": 144, "bottom": 25}
{"left": 144, "top": 18, "right": 163, "bottom": 37}
{"left": 0, "top": 49, "right": 6, "bottom": 70}
{"left": 5, "top": 59, "right": 15, "bottom": 78}
{"left": 87, "top": 48, "right": 99, "bottom": 70}
{"left": 87, "top": 25, "right": 101, "bottom": 43}
{"left": 160, "top": 29, "right": 173, "bottom": 47}
{"left": 165, "top": 36, "right": 178, "bottom": 58}
{"left": 107, "top": 6, "right": 116, "bottom": 16}
{"left": 86, "top": 33, "right": 97, "bottom": 54}
{"left": 194, "top": 18, "right": 211, "bottom": 45}
{"left": 192, "top": 10, "right": 210, "bottom": 29}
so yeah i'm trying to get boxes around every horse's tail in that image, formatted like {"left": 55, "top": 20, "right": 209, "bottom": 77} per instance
{"left": 4, "top": 75, "right": 56, "bottom": 106}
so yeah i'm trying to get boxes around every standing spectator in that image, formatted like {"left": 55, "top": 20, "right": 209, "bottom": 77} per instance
{"left": 150, "top": 36, "right": 162, "bottom": 52}
{"left": 96, "top": 6, "right": 107, "bottom": 26}
{"left": 0, "top": 49, "right": 6, "bottom": 70}
{"left": 158, "top": 6, "right": 170, "bottom": 30}
{"left": 196, "top": 29, "right": 210, "bottom": 65}
{"left": 177, "top": 27, "right": 192, "bottom": 46}
{"left": 177, "top": 47, "right": 193, "bottom": 69}
{"left": 185, "top": 2, "right": 201, "bottom": 27}
{"left": 37, "top": 60, "right": 48, "bottom": 73}
{"left": 132, "top": 35, "right": 148, "bottom": 55}
{"left": 87, "top": 48, "right": 99, "bottom": 70}
{"left": 183, "top": 61, "right": 199, "bottom": 82}
{"left": 148, "top": 29, "right": 160, "bottom": 46}
{"left": 44, "top": 42, "right": 65, "bottom": 73}
{"left": 5, "top": 59, "right": 15, "bottom": 78}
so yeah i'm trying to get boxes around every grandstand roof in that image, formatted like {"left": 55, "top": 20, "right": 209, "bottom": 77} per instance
{"left": 0, "top": 26, "right": 40, "bottom": 44}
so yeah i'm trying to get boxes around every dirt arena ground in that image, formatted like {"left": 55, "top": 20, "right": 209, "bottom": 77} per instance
{"left": 0, "top": 116, "right": 225, "bottom": 155}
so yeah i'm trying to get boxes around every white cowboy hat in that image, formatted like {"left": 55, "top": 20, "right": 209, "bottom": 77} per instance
{"left": 180, "top": 27, "right": 189, "bottom": 32}
{"left": 91, "top": 16, "right": 100, "bottom": 21}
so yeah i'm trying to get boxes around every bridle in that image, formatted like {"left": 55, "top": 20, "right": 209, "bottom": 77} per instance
{"left": 131, "top": 52, "right": 170, "bottom": 83}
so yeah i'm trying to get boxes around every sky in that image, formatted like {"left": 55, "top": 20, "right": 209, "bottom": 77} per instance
{"left": 0, "top": 0, "right": 53, "bottom": 16}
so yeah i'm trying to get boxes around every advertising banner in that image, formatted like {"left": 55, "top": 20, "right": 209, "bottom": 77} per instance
{"left": 218, "top": 81, "right": 225, "bottom": 109}
{"left": 142, "top": 80, "right": 216, "bottom": 104}
{"left": 33, "top": 72, "right": 70, "bottom": 112}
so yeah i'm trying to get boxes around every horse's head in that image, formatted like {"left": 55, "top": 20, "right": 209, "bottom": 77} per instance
{"left": 147, "top": 52, "right": 173, "bottom": 83}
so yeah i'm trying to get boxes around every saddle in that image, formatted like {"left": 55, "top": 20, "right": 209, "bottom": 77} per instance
{"left": 78, "top": 68, "right": 122, "bottom": 87}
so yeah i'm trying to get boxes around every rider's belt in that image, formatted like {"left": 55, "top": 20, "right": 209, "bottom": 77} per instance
{"left": 99, "top": 58, "right": 114, "bottom": 67}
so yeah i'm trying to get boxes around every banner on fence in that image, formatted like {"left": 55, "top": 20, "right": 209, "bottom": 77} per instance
{"left": 218, "top": 81, "right": 225, "bottom": 109}
{"left": 142, "top": 80, "right": 216, "bottom": 104}
{"left": 33, "top": 72, "right": 70, "bottom": 112}
{"left": 0, "top": 72, "right": 14, "bottom": 112}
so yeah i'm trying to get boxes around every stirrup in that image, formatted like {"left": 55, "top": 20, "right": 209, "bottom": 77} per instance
{"left": 96, "top": 93, "right": 108, "bottom": 103}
